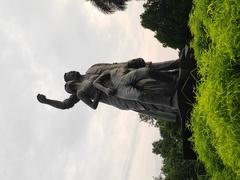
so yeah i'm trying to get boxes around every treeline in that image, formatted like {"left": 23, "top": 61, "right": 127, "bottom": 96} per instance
{"left": 139, "top": 114, "right": 208, "bottom": 180}
{"left": 140, "top": 0, "right": 193, "bottom": 50}
{"left": 88, "top": 0, "right": 193, "bottom": 50}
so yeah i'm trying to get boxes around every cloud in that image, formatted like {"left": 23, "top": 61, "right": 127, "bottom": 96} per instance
{"left": 80, "top": 108, "right": 139, "bottom": 180}
{"left": 0, "top": 1, "right": 174, "bottom": 179}
{"left": 125, "top": 123, "right": 162, "bottom": 180}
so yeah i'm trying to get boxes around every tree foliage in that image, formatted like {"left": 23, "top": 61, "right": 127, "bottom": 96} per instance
{"left": 140, "top": 115, "right": 208, "bottom": 180}
{"left": 140, "top": 0, "right": 193, "bottom": 49}
{"left": 88, "top": 0, "right": 129, "bottom": 14}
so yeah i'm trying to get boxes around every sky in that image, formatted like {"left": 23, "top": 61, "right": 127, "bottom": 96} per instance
{"left": 0, "top": 1, "right": 178, "bottom": 180}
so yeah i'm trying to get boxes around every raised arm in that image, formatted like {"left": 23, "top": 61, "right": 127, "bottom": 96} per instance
{"left": 37, "top": 94, "right": 79, "bottom": 110}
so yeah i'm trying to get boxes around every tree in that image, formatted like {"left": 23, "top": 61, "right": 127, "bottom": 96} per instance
{"left": 151, "top": 120, "right": 207, "bottom": 179}
{"left": 139, "top": 113, "right": 159, "bottom": 127}
{"left": 139, "top": 115, "right": 207, "bottom": 180}
{"left": 87, "top": 0, "right": 129, "bottom": 14}
{"left": 140, "top": 0, "right": 193, "bottom": 49}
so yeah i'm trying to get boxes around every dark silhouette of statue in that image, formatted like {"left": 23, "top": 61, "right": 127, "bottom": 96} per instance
{"left": 37, "top": 58, "right": 180, "bottom": 121}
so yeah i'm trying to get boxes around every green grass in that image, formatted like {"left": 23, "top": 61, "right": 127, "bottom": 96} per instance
{"left": 189, "top": 0, "right": 240, "bottom": 179}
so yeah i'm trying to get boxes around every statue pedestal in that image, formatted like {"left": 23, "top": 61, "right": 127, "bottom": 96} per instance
{"left": 177, "top": 46, "right": 198, "bottom": 160}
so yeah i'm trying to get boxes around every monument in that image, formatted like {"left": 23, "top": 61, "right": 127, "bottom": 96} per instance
{"left": 37, "top": 46, "right": 198, "bottom": 159}
{"left": 37, "top": 58, "right": 180, "bottom": 122}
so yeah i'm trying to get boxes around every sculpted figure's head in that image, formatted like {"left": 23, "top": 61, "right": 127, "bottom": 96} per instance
{"left": 64, "top": 71, "right": 82, "bottom": 94}
{"left": 65, "top": 81, "right": 76, "bottom": 94}
{"left": 64, "top": 71, "right": 81, "bottom": 82}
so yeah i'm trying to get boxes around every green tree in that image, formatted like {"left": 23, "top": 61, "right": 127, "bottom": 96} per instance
{"left": 88, "top": 0, "right": 129, "bottom": 14}
{"left": 140, "top": 0, "right": 193, "bottom": 49}
{"left": 139, "top": 113, "right": 159, "bottom": 127}
{"left": 139, "top": 115, "right": 208, "bottom": 180}
{"left": 154, "top": 120, "right": 207, "bottom": 180}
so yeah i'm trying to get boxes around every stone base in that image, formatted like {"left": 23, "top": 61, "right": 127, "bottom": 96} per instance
{"left": 177, "top": 46, "right": 198, "bottom": 160}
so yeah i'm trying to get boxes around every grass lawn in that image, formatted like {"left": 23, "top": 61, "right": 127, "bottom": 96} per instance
{"left": 189, "top": 0, "right": 240, "bottom": 179}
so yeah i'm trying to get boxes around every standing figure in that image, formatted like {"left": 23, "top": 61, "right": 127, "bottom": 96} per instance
{"left": 37, "top": 58, "right": 180, "bottom": 121}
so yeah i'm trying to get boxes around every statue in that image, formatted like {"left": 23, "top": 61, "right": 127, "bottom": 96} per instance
{"left": 37, "top": 58, "right": 180, "bottom": 121}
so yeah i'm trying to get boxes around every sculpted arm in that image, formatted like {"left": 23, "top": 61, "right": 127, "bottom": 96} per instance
{"left": 93, "top": 71, "right": 115, "bottom": 96}
{"left": 127, "top": 58, "right": 149, "bottom": 68}
{"left": 37, "top": 94, "right": 80, "bottom": 109}
{"left": 77, "top": 90, "right": 101, "bottom": 110}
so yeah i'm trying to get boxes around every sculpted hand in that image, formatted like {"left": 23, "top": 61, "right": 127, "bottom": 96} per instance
{"left": 128, "top": 58, "right": 146, "bottom": 68}
{"left": 37, "top": 94, "right": 47, "bottom": 103}
{"left": 106, "top": 88, "right": 116, "bottom": 96}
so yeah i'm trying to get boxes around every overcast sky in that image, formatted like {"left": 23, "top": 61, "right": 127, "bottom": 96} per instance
{"left": 0, "top": 1, "right": 178, "bottom": 180}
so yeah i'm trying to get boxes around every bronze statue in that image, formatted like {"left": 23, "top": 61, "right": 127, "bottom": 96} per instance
{"left": 37, "top": 58, "right": 180, "bottom": 121}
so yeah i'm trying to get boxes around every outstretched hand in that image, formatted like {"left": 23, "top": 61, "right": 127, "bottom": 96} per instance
{"left": 37, "top": 94, "right": 47, "bottom": 103}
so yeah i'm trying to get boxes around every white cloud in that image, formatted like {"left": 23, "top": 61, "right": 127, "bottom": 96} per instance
{"left": 0, "top": 1, "right": 177, "bottom": 179}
